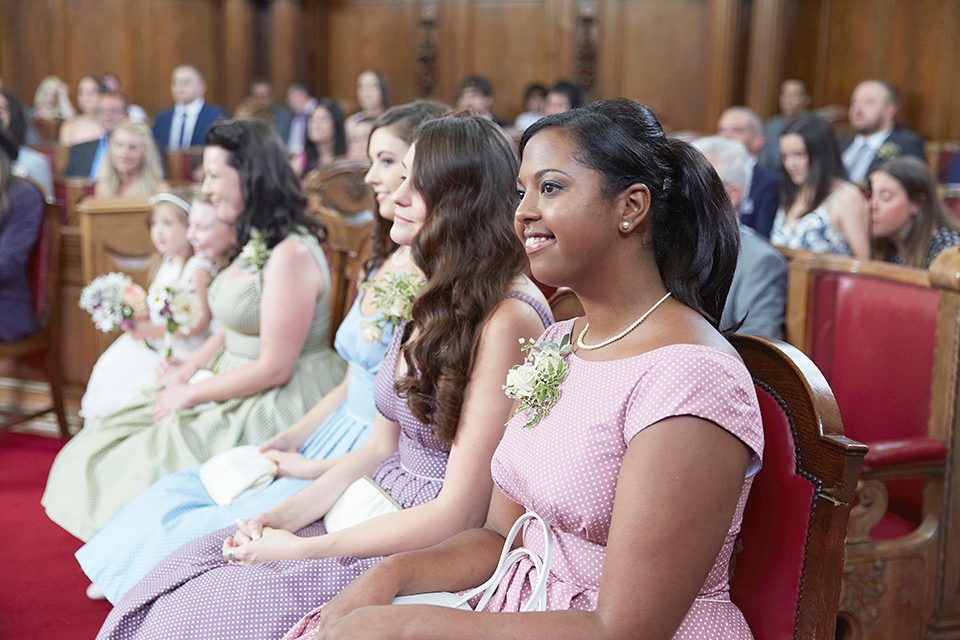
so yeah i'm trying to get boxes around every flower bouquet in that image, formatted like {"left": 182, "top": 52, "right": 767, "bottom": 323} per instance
{"left": 147, "top": 282, "right": 204, "bottom": 357}
{"left": 503, "top": 333, "right": 572, "bottom": 428}
{"left": 78, "top": 272, "right": 147, "bottom": 333}
{"left": 358, "top": 272, "right": 426, "bottom": 343}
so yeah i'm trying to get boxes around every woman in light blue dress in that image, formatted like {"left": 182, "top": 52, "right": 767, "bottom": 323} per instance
{"left": 76, "top": 101, "right": 446, "bottom": 604}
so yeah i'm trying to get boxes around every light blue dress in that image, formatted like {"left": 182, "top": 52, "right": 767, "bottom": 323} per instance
{"left": 76, "top": 290, "right": 392, "bottom": 604}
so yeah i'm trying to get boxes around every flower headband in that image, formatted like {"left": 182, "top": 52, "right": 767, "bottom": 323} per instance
{"left": 149, "top": 193, "right": 192, "bottom": 215}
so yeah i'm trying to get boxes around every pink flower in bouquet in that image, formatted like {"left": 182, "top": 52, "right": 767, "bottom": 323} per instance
{"left": 122, "top": 284, "right": 148, "bottom": 312}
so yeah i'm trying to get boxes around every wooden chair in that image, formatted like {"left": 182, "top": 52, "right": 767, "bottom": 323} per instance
{"left": 54, "top": 177, "right": 95, "bottom": 224}
{"left": 313, "top": 206, "right": 375, "bottom": 345}
{"left": 778, "top": 248, "right": 960, "bottom": 639}
{"left": 0, "top": 192, "right": 69, "bottom": 438}
{"left": 926, "top": 141, "right": 959, "bottom": 184}
{"left": 163, "top": 147, "right": 204, "bottom": 186}
{"left": 303, "top": 157, "right": 375, "bottom": 219}
{"left": 729, "top": 334, "right": 866, "bottom": 640}
{"left": 547, "top": 287, "right": 584, "bottom": 322}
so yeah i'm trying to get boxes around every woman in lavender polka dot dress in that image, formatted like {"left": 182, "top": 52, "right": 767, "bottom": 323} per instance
{"left": 291, "top": 99, "right": 764, "bottom": 640}
{"left": 96, "top": 113, "right": 553, "bottom": 640}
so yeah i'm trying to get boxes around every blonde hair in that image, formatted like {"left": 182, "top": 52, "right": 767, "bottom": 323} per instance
{"left": 33, "top": 76, "right": 71, "bottom": 118}
{"left": 96, "top": 122, "right": 165, "bottom": 196}
{"left": 146, "top": 186, "right": 196, "bottom": 280}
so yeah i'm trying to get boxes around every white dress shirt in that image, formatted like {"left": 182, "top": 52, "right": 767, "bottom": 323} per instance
{"left": 169, "top": 98, "right": 206, "bottom": 150}
{"left": 842, "top": 127, "right": 893, "bottom": 183}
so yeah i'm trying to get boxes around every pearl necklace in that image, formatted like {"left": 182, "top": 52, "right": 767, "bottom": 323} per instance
{"left": 391, "top": 247, "right": 412, "bottom": 267}
{"left": 576, "top": 292, "right": 672, "bottom": 351}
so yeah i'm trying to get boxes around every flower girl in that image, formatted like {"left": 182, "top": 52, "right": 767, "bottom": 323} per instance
{"left": 79, "top": 189, "right": 217, "bottom": 422}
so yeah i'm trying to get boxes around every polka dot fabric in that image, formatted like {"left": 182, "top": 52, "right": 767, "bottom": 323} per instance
{"left": 484, "top": 320, "right": 763, "bottom": 638}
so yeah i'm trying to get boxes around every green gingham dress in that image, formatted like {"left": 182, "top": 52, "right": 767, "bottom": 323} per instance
{"left": 42, "top": 232, "right": 347, "bottom": 542}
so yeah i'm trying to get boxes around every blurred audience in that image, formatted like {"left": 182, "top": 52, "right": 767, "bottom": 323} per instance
{"left": 457, "top": 75, "right": 507, "bottom": 127}
{"left": 59, "top": 76, "right": 105, "bottom": 147}
{"left": 293, "top": 99, "right": 346, "bottom": 178}
{"left": 758, "top": 79, "right": 809, "bottom": 171}
{"left": 286, "top": 83, "right": 317, "bottom": 154}
{"left": 153, "top": 65, "right": 226, "bottom": 151}
{"left": 95, "top": 122, "right": 169, "bottom": 197}
{"left": 349, "top": 70, "right": 389, "bottom": 126}
{"left": 513, "top": 82, "right": 546, "bottom": 131}
{"left": 64, "top": 92, "right": 129, "bottom": 178}
{"left": 544, "top": 80, "right": 582, "bottom": 115}
{"left": 718, "top": 106, "right": 779, "bottom": 239}
{"left": 0, "top": 89, "right": 54, "bottom": 198}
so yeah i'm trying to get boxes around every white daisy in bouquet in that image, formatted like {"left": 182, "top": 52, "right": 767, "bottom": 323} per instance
{"left": 147, "top": 282, "right": 204, "bottom": 356}
{"left": 79, "top": 272, "right": 147, "bottom": 333}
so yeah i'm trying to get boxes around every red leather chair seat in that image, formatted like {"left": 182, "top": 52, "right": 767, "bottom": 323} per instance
{"left": 730, "top": 385, "right": 813, "bottom": 639}
{"left": 871, "top": 508, "right": 922, "bottom": 540}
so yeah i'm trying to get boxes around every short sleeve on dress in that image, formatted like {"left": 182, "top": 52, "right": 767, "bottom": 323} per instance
{"left": 622, "top": 345, "right": 763, "bottom": 477}
{"left": 183, "top": 255, "right": 215, "bottom": 279}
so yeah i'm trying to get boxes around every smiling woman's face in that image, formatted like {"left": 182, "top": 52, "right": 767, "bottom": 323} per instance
{"left": 364, "top": 126, "right": 409, "bottom": 221}
{"left": 388, "top": 143, "right": 428, "bottom": 247}
{"left": 201, "top": 146, "right": 244, "bottom": 224}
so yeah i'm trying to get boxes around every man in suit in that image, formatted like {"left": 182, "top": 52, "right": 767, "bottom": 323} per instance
{"left": 456, "top": 75, "right": 509, "bottom": 128}
{"left": 250, "top": 78, "right": 292, "bottom": 143}
{"left": 63, "top": 92, "right": 128, "bottom": 178}
{"left": 693, "top": 135, "right": 787, "bottom": 339}
{"left": 718, "top": 106, "right": 780, "bottom": 239}
{"left": 758, "top": 78, "right": 810, "bottom": 171}
{"left": 152, "top": 65, "right": 226, "bottom": 151}
{"left": 839, "top": 80, "right": 925, "bottom": 184}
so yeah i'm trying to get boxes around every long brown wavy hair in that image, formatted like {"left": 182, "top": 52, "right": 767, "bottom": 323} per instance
{"left": 363, "top": 100, "right": 450, "bottom": 275}
{"left": 396, "top": 114, "right": 527, "bottom": 441}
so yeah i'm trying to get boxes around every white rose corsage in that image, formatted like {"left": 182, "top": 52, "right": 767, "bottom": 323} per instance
{"left": 238, "top": 229, "right": 271, "bottom": 272}
{"left": 504, "top": 333, "right": 572, "bottom": 428}
{"left": 358, "top": 271, "right": 425, "bottom": 343}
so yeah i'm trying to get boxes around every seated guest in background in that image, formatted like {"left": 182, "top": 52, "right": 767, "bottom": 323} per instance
{"left": 544, "top": 79, "right": 582, "bottom": 115}
{"left": 43, "top": 119, "right": 348, "bottom": 543}
{"left": 246, "top": 78, "right": 292, "bottom": 142}
{"left": 293, "top": 99, "right": 347, "bottom": 178}
{"left": 153, "top": 65, "right": 226, "bottom": 152}
{"left": 345, "top": 114, "right": 375, "bottom": 159}
{"left": 286, "top": 82, "right": 318, "bottom": 154}
{"left": 457, "top": 75, "right": 508, "bottom": 127}
{"left": 0, "top": 125, "right": 45, "bottom": 343}
{"left": 758, "top": 79, "right": 810, "bottom": 171}
{"left": 59, "top": 76, "right": 105, "bottom": 147}
{"left": 693, "top": 135, "right": 787, "bottom": 339}
{"left": 30, "top": 75, "right": 75, "bottom": 141}
{"left": 771, "top": 114, "right": 870, "bottom": 259}
{"left": 513, "top": 82, "right": 547, "bottom": 131}
{"left": 718, "top": 106, "right": 779, "bottom": 239}
{"left": 95, "top": 122, "right": 170, "bottom": 196}
{"left": 284, "top": 98, "right": 762, "bottom": 640}
{"left": 839, "top": 80, "right": 924, "bottom": 184}
{"left": 0, "top": 89, "right": 54, "bottom": 198}
{"left": 63, "top": 91, "right": 129, "bottom": 178}
{"left": 871, "top": 156, "right": 960, "bottom": 268}
{"left": 99, "top": 73, "right": 148, "bottom": 123}
{"left": 349, "top": 70, "right": 389, "bottom": 126}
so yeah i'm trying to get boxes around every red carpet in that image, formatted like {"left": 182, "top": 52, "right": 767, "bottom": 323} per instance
{"left": 0, "top": 431, "right": 112, "bottom": 639}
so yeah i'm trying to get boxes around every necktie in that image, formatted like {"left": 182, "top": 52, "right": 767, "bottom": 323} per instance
{"left": 846, "top": 139, "right": 873, "bottom": 182}
{"left": 179, "top": 112, "right": 190, "bottom": 149}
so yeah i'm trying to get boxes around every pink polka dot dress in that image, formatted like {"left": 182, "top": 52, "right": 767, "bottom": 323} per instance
{"left": 484, "top": 320, "right": 763, "bottom": 638}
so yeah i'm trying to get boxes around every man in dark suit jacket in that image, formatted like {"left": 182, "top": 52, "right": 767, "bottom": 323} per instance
{"left": 838, "top": 80, "right": 925, "bottom": 183}
{"left": 63, "top": 92, "right": 129, "bottom": 178}
{"left": 152, "top": 65, "right": 226, "bottom": 151}
{"left": 718, "top": 106, "right": 780, "bottom": 239}
{"left": 250, "top": 78, "right": 292, "bottom": 142}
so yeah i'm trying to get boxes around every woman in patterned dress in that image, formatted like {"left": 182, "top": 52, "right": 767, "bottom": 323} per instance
{"left": 770, "top": 114, "right": 870, "bottom": 259}
{"left": 42, "top": 119, "right": 347, "bottom": 542}
{"left": 870, "top": 156, "right": 960, "bottom": 268}
{"left": 95, "top": 113, "right": 552, "bottom": 640}
{"left": 294, "top": 99, "right": 765, "bottom": 640}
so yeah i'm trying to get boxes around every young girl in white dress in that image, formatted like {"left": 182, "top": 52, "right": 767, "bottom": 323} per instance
{"left": 79, "top": 190, "right": 217, "bottom": 422}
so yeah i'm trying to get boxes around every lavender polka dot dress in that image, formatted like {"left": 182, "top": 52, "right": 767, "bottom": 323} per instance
{"left": 286, "top": 319, "right": 764, "bottom": 640}
{"left": 96, "top": 293, "right": 553, "bottom": 640}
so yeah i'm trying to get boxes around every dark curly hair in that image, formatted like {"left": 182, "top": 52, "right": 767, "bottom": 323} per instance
{"left": 204, "top": 118, "right": 319, "bottom": 255}
{"left": 396, "top": 114, "right": 527, "bottom": 441}
{"left": 363, "top": 100, "right": 450, "bottom": 275}
{"left": 520, "top": 98, "right": 740, "bottom": 328}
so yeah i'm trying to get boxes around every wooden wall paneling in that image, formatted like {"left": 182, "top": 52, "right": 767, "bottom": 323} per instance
{"left": 269, "top": 0, "right": 304, "bottom": 110}
{"left": 703, "top": 0, "right": 740, "bottom": 129}
{"left": 301, "top": 0, "right": 331, "bottom": 99}
{"left": 322, "top": 1, "right": 418, "bottom": 110}
{"left": 223, "top": 0, "right": 255, "bottom": 114}
{"left": 59, "top": 227, "right": 90, "bottom": 387}
{"left": 744, "top": 0, "right": 786, "bottom": 119}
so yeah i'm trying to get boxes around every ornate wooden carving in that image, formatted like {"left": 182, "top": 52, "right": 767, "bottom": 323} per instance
{"left": 846, "top": 480, "right": 890, "bottom": 544}
{"left": 416, "top": 1, "right": 439, "bottom": 98}
{"left": 574, "top": 0, "right": 598, "bottom": 98}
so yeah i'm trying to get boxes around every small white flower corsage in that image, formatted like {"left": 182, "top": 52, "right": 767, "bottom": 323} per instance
{"left": 238, "top": 229, "right": 271, "bottom": 272}
{"left": 503, "top": 333, "right": 572, "bottom": 428}
{"left": 358, "top": 272, "right": 425, "bottom": 342}
{"left": 877, "top": 141, "right": 902, "bottom": 161}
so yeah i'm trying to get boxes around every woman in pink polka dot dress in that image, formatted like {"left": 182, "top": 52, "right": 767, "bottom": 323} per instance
{"left": 292, "top": 99, "right": 763, "bottom": 640}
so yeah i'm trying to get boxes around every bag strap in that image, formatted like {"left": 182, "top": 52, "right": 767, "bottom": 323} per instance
{"left": 452, "top": 511, "right": 554, "bottom": 612}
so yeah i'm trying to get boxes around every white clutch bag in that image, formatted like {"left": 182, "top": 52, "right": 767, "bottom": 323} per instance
{"left": 199, "top": 445, "right": 279, "bottom": 506}
{"left": 187, "top": 368, "right": 217, "bottom": 411}
{"left": 392, "top": 511, "right": 554, "bottom": 612}
{"left": 323, "top": 476, "right": 402, "bottom": 534}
